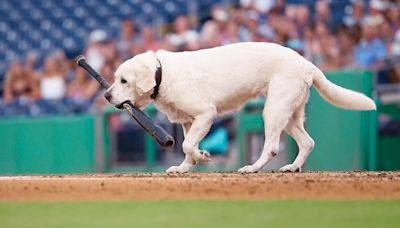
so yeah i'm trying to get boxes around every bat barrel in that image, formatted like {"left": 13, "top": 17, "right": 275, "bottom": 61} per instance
{"left": 163, "top": 137, "right": 175, "bottom": 148}
{"left": 122, "top": 102, "right": 175, "bottom": 149}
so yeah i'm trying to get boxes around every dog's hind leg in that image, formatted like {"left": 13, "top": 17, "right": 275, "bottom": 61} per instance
{"left": 238, "top": 77, "right": 308, "bottom": 173}
{"left": 280, "top": 102, "right": 315, "bottom": 172}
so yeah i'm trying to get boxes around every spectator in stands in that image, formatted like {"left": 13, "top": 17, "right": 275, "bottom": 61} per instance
{"left": 303, "top": 25, "right": 316, "bottom": 60}
{"left": 138, "top": 26, "right": 162, "bottom": 52}
{"left": 295, "top": 5, "right": 311, "bottom": 36}
{"left": 387, "top": 2, "right": 400, "bottom": 30}
{"left": 86, "top": 29, "right": 109, "bottom": 72}
{"left": 201, "top": 6, "right": 234, "bottom": 47}
{"left": 380, "top": 17, "right": 395, "bottom": 49}
{"left": 66, "top": 67, "right": 98, "bottom": 100}
{"left": 285, "top": 4, "right": 310, "bottom": 37}
{"left": 201, "top": 7, "right": 225, "bottom": 47}
{"left": 314, "top": 0, "right": 334, "bottom": 31}
{"left": 354, "top": 16, "right": 387, "bottom": 69}
{"left": 117, "top": 19, "right": 138, "bottom": 59}
{"left": 3, "top": 59, "right": 39, "bottom": 104}
{"left": 38, "top": 56, "right": 66, "bottom": 100}
{"left": 267, "top": 0, "right": 285, "bottom": 16}
{"left": 337, "top": 27, "right": 357, "bottom": 69}
{"left": 391, "top": 29, "right": 400, "bottom": 57}
{"left": 304, "top": 21, "right": 330, "bottom": 66}
{"left": 344, "top": 0, "right": 366, "bottom": 27}
{"left": 318, "top": 34, "right": 341, "bottom": 71}
{"left": 375, "top": 28, "right": 400, "bottom": 84}
{"left": 165, "top": 15, "right": 200, "bottom": 51}
{"left": 240, "top": 0, "right": 276, "bottom": 13}
{"left": 287, "top": 38, "right": 305, "bottom": 56}
{"left": 103, "top": 41, "right": 120, "bottom": 66}
{"left": 223, "top": 21, "right": 242, "bottom": 45}
{"left": 369, "top": 0, "right": 389, "bottom": 18}
{"left": 239, "top": 10, "right": 260, "bottom": 42}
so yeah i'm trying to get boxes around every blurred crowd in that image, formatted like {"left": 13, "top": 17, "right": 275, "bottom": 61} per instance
{"left": 2, "top": 0, "right": 400, "bottom": 117}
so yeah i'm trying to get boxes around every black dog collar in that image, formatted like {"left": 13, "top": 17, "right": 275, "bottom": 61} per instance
{"left": 150, "top": 59, "right": 162, "bottom": 99}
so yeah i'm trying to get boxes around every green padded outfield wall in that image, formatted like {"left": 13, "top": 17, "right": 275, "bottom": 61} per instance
{"left": 0, "top": 115, "right": 95, "bottom": 174}
{"left": 304, "top": 70, "right": 376, "bottom": 171}
{"left": 377, "top": 104, "right": 400, "bottom": 170}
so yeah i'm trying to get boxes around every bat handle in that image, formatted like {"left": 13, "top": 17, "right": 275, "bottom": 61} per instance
{"left": 75, "top": 55, "right": 111, "bottom": 89}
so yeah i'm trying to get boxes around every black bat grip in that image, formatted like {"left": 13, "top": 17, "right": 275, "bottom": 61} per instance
{"left": 75, "top": 55, "right": 111, "bottom": 89}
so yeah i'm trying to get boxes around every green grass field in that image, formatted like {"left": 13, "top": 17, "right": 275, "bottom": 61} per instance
{"left": 1, "top": 200, "right": 400, "bottom": 228}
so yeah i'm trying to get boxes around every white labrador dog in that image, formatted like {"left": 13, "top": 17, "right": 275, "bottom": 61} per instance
{"left": 105, "top": 42, "right": 376, "bottom": 173}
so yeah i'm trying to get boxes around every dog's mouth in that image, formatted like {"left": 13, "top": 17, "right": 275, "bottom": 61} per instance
{"left": 115, "top": 100, "right": 130, "bottom": 109}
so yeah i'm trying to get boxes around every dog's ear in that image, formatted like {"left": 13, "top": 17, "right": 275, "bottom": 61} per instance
{"left": 134, "top": 51, "right": 157, "bottom": 96}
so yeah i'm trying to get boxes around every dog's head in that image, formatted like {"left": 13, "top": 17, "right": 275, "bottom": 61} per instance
{"left": 105, "top": 51, "right": 158, "bottom": 108}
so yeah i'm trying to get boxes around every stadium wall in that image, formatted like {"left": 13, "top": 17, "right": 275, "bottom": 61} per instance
{"left": 0, "top": 115, "right": 95, "bottom": 174}
{"left": 305, "top": 70, "right": 378, "bottom": 171}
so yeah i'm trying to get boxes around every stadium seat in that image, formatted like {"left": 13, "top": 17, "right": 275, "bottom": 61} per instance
{"left": 2, "top": 98, "right": 32, "bottom": 117}
{"left": 0, "top": 0, "right": 226, "bottom": 80}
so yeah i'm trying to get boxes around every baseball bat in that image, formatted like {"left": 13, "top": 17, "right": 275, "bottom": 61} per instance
{"left": 75, "top": 55, "right": 175, "bottom": 149}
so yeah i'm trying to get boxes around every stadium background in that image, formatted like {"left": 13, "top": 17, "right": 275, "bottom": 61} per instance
{"left": 0, "top": 0, "right": 399, "bottom": 173}
{"left": 0, "top": 1, "right": 400, "bottom": 227}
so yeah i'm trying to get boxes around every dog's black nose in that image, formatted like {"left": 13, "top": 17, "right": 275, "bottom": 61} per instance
{"left": 104, "top": 91, "right": 112, "bottom": 102}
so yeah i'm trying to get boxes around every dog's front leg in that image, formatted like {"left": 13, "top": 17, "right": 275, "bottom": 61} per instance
{"left": 166, "top": 122, "right": 196, "bottom": 173}
{"left": 166, "top": 110, "right": 216, "bottom": 173}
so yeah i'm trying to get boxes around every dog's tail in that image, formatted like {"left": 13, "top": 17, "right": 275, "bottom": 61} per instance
{"left": 312, "top": 66, "right": 376, "bottom": 110}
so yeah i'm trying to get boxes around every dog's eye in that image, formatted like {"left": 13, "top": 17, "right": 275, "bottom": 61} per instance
{"left": 121, "top": 78, "right": 127, "bottom": 84}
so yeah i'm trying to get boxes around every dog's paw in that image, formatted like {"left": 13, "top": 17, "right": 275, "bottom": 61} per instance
{"left": 238, "top": 165, "right": 260, "bottom": 173}
{"left": 279, "top": 164, "right": 302, "bottom": 172}
{"left": 166, "top": 165, "right": 191, "bottom": 173}
{"left": 193, "top": 150, "right": 211, "bottom": 163}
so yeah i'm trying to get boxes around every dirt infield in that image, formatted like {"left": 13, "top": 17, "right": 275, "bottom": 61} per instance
{"left": 1, "top": 172, "right": 400, "bottom": 201}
